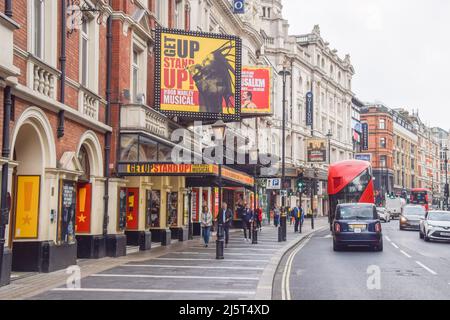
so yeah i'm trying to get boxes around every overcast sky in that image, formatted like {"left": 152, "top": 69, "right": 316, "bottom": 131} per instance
{"left": 283, "top": 0, "right": 450, "bottom": 130}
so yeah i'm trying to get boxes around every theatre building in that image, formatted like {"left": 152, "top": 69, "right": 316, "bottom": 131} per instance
{"left": 0, "top": 0, "right": 130, "bottom": 286}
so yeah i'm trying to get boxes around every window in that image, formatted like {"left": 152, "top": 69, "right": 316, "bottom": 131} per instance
{"left": 81, "top": 19, "right": 89, "bottom": 87}
{"left": 379, "top": 119, "right": 386, "bottom": 130}
{"left": 132, "top": 49, "right": 139, "bottom": 102}
{"left": 380, "top": 155, "right": 387, "bottom": 168}
{"left": 33, "top": 0, "right": 44, "bottom": 58}
{"left": 380, "top": 137, "right": 386, "bottom": 148}
{"left": 154, "top": 0, "right": 168, "bottom": 26}
{"left": 175, "top": 0, "right": 184, "bottom": 29}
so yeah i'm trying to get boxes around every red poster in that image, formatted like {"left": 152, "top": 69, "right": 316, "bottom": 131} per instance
{"left": 75, "top": 183, "right": 92, "bottom": 234}
{"left": 192, "top": 188, "right": 199, "bottom": 222}
{"left": 126, "top": 188, "right": 139, "bottom": 230}
{"left": 241, "top": 66, "right": 272, "bottom": 115}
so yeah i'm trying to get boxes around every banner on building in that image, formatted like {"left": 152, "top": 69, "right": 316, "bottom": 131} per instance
{"left": 241, "top": 66, "right": 272, "bottom": 115}
{"left": 361, "top": 122, "right": 369, "bottom": 150}
{"left": 233, "top": 0, "right": 245, "bottom": 14}
{"left": 58, "top": 180, "right": 77, "bottom": 244}
{"left": 75, "top": 183, "right": 92, "bottom": 234}
{"left": 14, "top": 176, "right": 40, "bottom": 239}
{"left": 307, "top": 138, "right": 327, "bottom": 163}
{"left": 306, "top": 92, "right": 313, "bottom": 126}
{"left": 355, "top": 153, "right": 372, "bottom": 163}
{"left": 155, "top": 28, "right": 242, "bottom": 121}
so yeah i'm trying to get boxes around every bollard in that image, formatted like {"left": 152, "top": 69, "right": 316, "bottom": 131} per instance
{"left": 216, "top": 223, "right": 224, "bottom": 260}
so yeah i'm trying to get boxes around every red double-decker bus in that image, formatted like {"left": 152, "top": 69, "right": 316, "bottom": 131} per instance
{"left": 410, "top": 188, "right": 432, "bottom": 211}
{"left": 328, "top": 160, "right": 375, "bottom": 229}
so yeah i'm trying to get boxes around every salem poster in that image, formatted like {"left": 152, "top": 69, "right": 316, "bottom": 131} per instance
{"left": 155, "top": 28, "right": 242, "bottom": 121}
{"left": 241, "top": 66, "right": 272, "bottom": 115}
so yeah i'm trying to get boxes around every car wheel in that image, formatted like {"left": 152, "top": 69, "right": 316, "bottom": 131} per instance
{"left": 419, "top": 230, "right": 424, "bottom": 239}
{"left": 424, "top": 235, "right": 430, "bottom": 242}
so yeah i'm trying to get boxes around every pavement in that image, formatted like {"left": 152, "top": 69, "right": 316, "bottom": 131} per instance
{"left": 0, "top": 218, "right": 328, "bottom": 300}
{"left": 274, "top": 219, "right": 450, "bottom": 300}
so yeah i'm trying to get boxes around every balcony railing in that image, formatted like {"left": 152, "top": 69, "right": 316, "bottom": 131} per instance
{"left": 80, "top": 88, "right": 100, "bottom": 120}
{"left": 121, "top": 103, "right": 169, "bottom": 139}
{"left": 28, "top": 56, "right": 60, "bottom": 99}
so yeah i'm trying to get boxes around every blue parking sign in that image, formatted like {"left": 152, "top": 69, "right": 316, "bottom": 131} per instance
{"left": 233, "top": 0, "right": 245, "bottom": 14}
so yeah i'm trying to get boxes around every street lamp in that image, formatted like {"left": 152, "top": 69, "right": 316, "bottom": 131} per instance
{"left": 250, "top": 148, "right": 259, "bottom": 244}
{"left": 211, "top": 120, "right": 227, "bottom": 259}
{"left": 278, "top": 58, "right": 291, "bottom": 242}
{"left": 444, "top": 146, "right": 449, "bottom": 210}
{"left": 326, "top": 129, "right": 333, "bottom": 165}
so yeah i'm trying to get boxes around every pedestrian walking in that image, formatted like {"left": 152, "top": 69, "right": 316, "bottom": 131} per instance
{"left": 274, "top": 206, "right": 281, "bottom": 227}
{"left": 292, "top": 201, "right": 304, "bottom": 233}
{"left": 242, "top": 204, "right": 254, "bottom": 242}
{"left": 200, "top": 205, "right": 213, "bottom": 247}
{"left": 256, "top": 207, "right": 263, "bottom": 231}
{"left": 218, "top": 202, "right": 233, "bottom": 248}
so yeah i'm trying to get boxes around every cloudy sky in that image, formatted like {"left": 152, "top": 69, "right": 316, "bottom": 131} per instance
{"left": 283, "top": 0, "right": 450, "bottom": 130}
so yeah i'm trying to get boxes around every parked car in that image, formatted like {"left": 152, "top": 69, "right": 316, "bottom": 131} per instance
{"left": 377, "top": 207, "right": 391, "bottom": 223}
{"left": 332, "top": 203, "right": 383, "bottom": 252}
{"left": 400, "top": 205, "right": 426, "bottom": 230}
{"left": 419, "top": 211, "right": 450, "bottom": 242}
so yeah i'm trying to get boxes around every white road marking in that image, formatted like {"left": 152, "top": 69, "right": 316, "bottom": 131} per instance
{"left": 192, "top": 247, "right": 277, "bottom": 252}
{"left": 415, "top": 261, "right": 437, "bottom": 275}
{"left": 52, "top": 288, "right": 256, "bottom": 295}
{"left": 170, "top": 252, "right": 273, "bottom": 261}
{"left": 385, "top": 236, "right": 392, "bottom": 242}
{"left": 323, "top": 235, "right": 332, "bottom": 239}
{"left": 170, "top": 252, "right": 273, "bottom": 257}
{"left": 154, "top": 257, "right": 268, "bottom": 262}
{"left": 282, "top": 226, "right": 328, "bottom": 300}
{"left": 400, "top": 250, "right": 412, "bottom": 258}
{"left": 123, "top": 264, "right": 265, "bottom": 270}
{"left": 90, "top": 274, "right": 259, "bottom": 281}
{"left": 391, "top": 242, "right": 399, "bottom": 249}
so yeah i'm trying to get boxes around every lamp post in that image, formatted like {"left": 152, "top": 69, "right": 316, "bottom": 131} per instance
{"left": 187, "top": 188, "right": 193, "bottom": 240}
{"left": 278, "top": 59, "right": 291, "bottom": 242}
{"left": 326, "top": 129, "right": 333, "bottom": 165}
{"left": 444, "top": 146, "right": 449, "bottom": 211}
{"left": 212, "top": 120, "right": 226, "bottom": 259}
{"left": 250, "top": 148, "right": 259, "bottom": 244}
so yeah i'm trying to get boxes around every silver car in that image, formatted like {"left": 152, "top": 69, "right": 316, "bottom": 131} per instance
{"left": 419, "top": 211, "right": 450, "bottom": 242}
{"left": 400, "top": 205, "right": 426, "bottom": 230}
{"left": 377, "top": 207, "right": 391, "bottom": 223}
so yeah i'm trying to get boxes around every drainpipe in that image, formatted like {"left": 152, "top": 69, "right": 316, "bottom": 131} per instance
{"left": 57, "top": 0, "right": 66, "bottom": 138}
{"left": 5, "top": 0, "right": 12, "bottom": 18}
{"left": 0, "top": 86, "right": 12, "bottom": 283}
{"left": 103, "top": 13, "right": 112, "bottom": 236}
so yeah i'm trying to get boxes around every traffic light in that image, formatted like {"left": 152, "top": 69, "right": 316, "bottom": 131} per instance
{"left": 296, "top": 177, "right": 305, "bottom": 194}
{"left": 314, "top": 180, "right": 320, "bottom": 194}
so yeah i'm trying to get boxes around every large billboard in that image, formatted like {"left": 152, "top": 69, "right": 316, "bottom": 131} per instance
{"left": 155, "top": 28, "right": 242, "bottom": 121}
{"left": 241, "top": 66, "right": 272, "bottom": 115}
{"left": 307, "top": 138, "right": 327, "bottom": 163}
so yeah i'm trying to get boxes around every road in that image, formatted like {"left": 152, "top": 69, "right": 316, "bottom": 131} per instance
{"left": 27, "top": 221, "right": 328, "bottom": 300}
{"left": 274, "top": 220, "right": 450, "bottom": 300}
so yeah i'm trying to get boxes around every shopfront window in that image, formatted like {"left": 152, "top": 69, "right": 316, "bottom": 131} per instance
{"left": 120, "top": 134, "right": 175, "bottom": 163}
{"left": 147, "top": 190, "right": 161, "bottom": 228}
{"left": 158, "top": 144, "right": 173, "bottom": 162}
{"left": 139, "top": 135, "right": 158, "bottom": 162}
{"left": 120, "top": 134, "right": 139, "bottom": 162}
{"left": 167, "top": 192, "right": 178, "bottom": 227}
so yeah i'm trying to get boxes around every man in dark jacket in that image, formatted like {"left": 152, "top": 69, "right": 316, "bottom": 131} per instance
{"left": 242, "top": 204, "right": 254, "bottom": 242}
{"left": 218, "top": 202, "right": 233, "bottom": 247}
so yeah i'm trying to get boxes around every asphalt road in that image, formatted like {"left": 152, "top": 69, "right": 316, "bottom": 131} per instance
{"left": 275, "top": 219, "right": 450, "bottom": 300}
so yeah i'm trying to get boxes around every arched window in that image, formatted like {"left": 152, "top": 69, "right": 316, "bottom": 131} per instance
{"left": 78, "top": 145, "right": 91, "bottom": 182}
